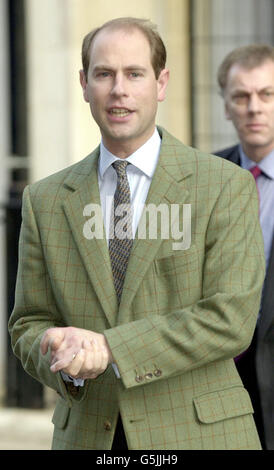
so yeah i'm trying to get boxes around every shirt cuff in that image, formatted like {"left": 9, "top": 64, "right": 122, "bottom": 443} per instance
{"left": 112, "top": 363, "right": 121, "bottom": 378}
{"left": 61, "top": 371, "right": 85, "bottom": 387}
{"left": 61, "top": 364, "right": 120, "bottom": 384}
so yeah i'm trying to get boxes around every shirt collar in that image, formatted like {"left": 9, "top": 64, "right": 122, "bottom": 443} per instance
{"left": 98, "top": 128, "right": 161, "bottom": 179}
{"left": 239, "top": 145, "right": 274, "bottom": 180}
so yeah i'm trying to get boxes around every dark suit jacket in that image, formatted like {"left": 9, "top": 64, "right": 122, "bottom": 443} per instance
{"left": 215, "top": 144, "right": 274, "bottom": 450}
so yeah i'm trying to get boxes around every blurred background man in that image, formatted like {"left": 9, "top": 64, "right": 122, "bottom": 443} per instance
{"left": 215, "top": 44, "right": 274, "bottom": 450}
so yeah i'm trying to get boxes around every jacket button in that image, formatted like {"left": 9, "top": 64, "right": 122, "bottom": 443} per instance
{"left": 104, "top": 420, "right": 112, "bottom": 431}
{"left": 145, "top": 373, "right": 153, "bottom": 380}
{"left": 154, "top": 369, "right": 162, "bottom": 377}
{"left": 135, "top": 375, "right": 144, "bottom": 383}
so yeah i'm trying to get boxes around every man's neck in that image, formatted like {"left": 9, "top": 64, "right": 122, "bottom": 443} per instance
{"left": 241, "top": 142, "right": 274, "bottom": 163}
{"left": 101, "top": 128, "right": 157, "bottom": 159}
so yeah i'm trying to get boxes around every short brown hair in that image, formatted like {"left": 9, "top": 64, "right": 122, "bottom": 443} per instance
{"left": 81, "top": 17, "right": 167, "bottom": 79}
{"left": 217, "top": 44, "right": 274, "bottom": 93}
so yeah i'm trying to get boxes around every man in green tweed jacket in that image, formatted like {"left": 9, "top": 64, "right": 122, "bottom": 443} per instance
{"left": 9, "top": 17, "right": 265, "bottom": 450}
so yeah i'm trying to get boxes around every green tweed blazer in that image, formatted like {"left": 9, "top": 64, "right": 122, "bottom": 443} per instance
{"left": 9, "top": 127, "right": 265, "bottom": 450}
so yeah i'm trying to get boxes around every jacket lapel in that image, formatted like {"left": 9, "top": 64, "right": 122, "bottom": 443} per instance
{"left": 118, "top": 129, "right": 193, "bottom": 319}
{"left": 215, "top": 145, "right": 241, "bottom": 165}
{"left": 61, "top": 130, "right": 194, "bottom": 326}
{"left": 227, "top": 146, "right": 241, "bottom": 165}
{"left": 62, "top": 148, "right": 118, "bottom": 328}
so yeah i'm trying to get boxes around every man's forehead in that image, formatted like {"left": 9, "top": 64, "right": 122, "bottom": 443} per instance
{"left": 228, "top": 60, "right": 274, "bottom": 78}
{"left": 90, "top": 26, "right": 149, "bottom": 54}
{"left": 88, "top": 27, "right": 152, "bottom": 71}
{"left": 227, "top": 61, "right": 274, "bottom": 87}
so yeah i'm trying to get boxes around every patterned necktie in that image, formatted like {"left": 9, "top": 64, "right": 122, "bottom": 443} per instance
{"left": 109, "top": 160, "right": 133, "bottom": 304}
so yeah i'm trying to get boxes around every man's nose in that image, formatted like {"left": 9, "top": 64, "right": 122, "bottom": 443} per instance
{"left": 111, "top": 74, "right": 128, "bottom": 96}
{"left": 248, "top": 92, "right": 262, "bottom": 113}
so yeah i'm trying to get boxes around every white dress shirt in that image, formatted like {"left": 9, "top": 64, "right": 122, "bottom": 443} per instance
{"left": 98, "top": 128, "right": 161, "bottom": 241}
{"left": 63, "top": 128, "right": 161, "bottom": 386}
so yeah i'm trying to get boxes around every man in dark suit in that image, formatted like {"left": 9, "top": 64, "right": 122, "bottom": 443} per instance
{"left": 215, "top": 44, "right": 274, "bottom": 450}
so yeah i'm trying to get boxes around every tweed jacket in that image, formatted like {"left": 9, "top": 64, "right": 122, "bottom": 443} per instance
{"left": 215, "top": 144, "right": 274, "bottom": 450}
{"left": 9, "top": 128, "right": 265, "bottom": 450}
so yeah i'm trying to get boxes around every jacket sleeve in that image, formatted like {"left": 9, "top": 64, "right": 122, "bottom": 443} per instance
{"left": 8, "top": 186, "right": 86, "bottom": 405}
{"left": 104, "top": 170, "right": 266, "bottom": 389}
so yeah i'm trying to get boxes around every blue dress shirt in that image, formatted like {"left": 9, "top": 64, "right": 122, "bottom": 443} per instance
{"left": 239, "top": 147, "right": 274, "bottom": 269}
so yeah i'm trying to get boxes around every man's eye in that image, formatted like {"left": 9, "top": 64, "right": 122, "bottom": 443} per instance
{"left": 96, "top": 71, "right": 111, "bottom": 78}
{"left": 232, "top": 94, "right": 248, "bottom": 104}
{"left": 260, "top": 90, "right": 274, "bottom": 101}
{"left": 130, "top": 72, "right": 141, "bottom": 78}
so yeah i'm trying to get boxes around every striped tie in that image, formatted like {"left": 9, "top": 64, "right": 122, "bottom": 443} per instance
{"left": 109, "top": 161, "right": 133, "bottom": 304}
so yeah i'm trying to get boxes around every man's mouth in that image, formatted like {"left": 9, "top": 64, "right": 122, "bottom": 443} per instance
{"left": 247, "top": 123, "right": 265, "bottom": 129}
{"left": 109, "top": 108, "right": 132, "bottom": 117}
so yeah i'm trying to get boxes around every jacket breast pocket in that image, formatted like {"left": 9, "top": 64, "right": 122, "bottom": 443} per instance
{"left": 193, "top": 386, "right": 254, "bottom": 424}
{"left": 154, "top": 244, "right": 199, "bottom": 276}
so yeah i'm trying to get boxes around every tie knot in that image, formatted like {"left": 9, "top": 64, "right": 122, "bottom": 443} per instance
{"left": 112, "top": 160, "right": 129, "bottom": 179}
{"left": 250, "top": 165, "right": 261, "bottom": 180}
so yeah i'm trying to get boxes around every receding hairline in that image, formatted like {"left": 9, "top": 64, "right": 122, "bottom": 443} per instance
{"left": 88, "top": 24, "right": 151, "bottom": 58}
{"left": 217, "top": 44, "right": 274, "bottom": 93}
{"left": 81, "top": 17, "right": 167, "bottom": 79}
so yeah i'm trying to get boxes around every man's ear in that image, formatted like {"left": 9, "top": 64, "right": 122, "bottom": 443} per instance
{"left": 157, "top": 68, "right": 170, "bottom": 102}
{"left": 79, "top": 69, "right": 89, "bottom": 103}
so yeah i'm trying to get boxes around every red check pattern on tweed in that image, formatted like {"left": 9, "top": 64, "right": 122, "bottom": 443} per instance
{"left": 8, "top": 127, "right": 265, "bottom": 450}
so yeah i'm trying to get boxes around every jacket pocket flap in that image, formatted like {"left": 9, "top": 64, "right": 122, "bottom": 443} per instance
{"left": 52, "top": 398, "right": 70, "bottom": 429}
{"left": 193, "top": 386, "right": 254, "bottom": 424}
{"left": 155, "top": 245, "right": 198, "bottom": 275}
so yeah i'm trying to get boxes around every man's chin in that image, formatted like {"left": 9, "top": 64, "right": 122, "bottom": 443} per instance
{"left": 242, "top": 135, "right": 270, "bottom": 148}
{"left": 103, "top": 128, "right": 134, "bottom": 142}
